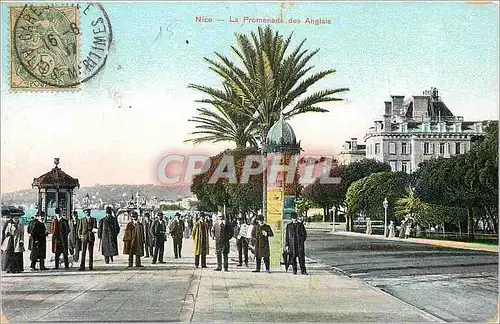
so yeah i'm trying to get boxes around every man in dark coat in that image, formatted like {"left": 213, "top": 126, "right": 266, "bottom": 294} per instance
{"left": 285, "top": 212, "right": 308, "bottom": 275}
{"left": 98, "top": 207, "right": 120, "bottom": 264}
{"left": 51, "top": 208, "right": 70, "bottom": 270}
{"left": 30, "top": 213, "right": 48, "bottom": 270}
{"left": 212, "top": 214, "right": 232, "bottom": 271}
{"left": 78, "top": 208, "right": 98, "bottom": 271}
{"left": 151, "top": 211, "right": 167, "bottom": 264}
{"left": 170, "top": 212, "right": 185, "bottom": 258}
{"left": 123, "top": 211, "right": 144, "bottom": 268}
{"left": 142, "top": 213, "right": 153, "bottom": 258}
{"left": 68, "top": 211, "right": 81, "bottom": 262}
{"left": 251, "top": 216, "right": 274, "bottom": 273}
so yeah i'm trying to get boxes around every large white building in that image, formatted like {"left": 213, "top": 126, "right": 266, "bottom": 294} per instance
{"left": 338, "top": 138, "right": 366, "bottom": 165}
{"left": 343, "top": 88, "right": 493, "bottom": 172}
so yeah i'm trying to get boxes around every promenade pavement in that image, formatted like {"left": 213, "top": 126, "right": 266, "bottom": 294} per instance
{"left": 305, "top": 222, "right": 498, "bottom": 253}
{"left": 1, "top": 224, "right": 444, "bottom": 323}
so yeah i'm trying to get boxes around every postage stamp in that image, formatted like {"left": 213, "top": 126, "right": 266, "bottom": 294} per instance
{"left": 9, "top": 3, "right": 112, "bottom": 91}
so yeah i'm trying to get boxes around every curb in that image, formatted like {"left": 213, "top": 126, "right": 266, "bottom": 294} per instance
{"left": 329, "top": 230, "right": 498, "bottom": 253}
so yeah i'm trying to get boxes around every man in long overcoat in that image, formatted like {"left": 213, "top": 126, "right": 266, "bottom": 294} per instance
{"left": 285, "top": 212, "right": 308, "bottom": 275}
{"left": 30, "top": 213, "right": 48, "bottom": 270}
{"left": 78, "top": 208, "right": 98, "bottom": 271}
{"left": 212, "top": 214, "right": 232, "bottom": 271}
{"left": 151, "top": 211, "right": 167, "bottom": 264}
{"left": 98, "top": 207, "right": 120, "bottom": 263}
{"left": 170, "top": 213, "right": 185, "bottom": 258}
{"left": 51, "top": 208, "right": 70, "bottom": 269}
{"left": 142, "top": 213, "right": 153, "bottom": 258}
{"left": 251, "top": 216, "right": 274, "bottom": 273}
{"left": 192, "top": 212, "right": 209, "bottom": 268}
{"left": 123, "top": 212, "right": 145, "bottom": 267}
{"left": 68, "top": 211, "right": 81, "bottom": 262}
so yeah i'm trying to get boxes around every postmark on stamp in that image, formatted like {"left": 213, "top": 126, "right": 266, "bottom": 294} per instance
{"left": 10, "top": 3, "right": 112, "bottom": 91}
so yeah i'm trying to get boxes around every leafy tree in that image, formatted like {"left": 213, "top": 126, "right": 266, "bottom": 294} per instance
{"left": 346, "top": 171, "right": 411, "bottom": 223}
{"left": 295, "top": 197, "right": 314, "bottom": 218}
{"left": 190, "top": 147, "right": 263, "bottom": 217}
{"left": 396, "top": 187, "right": 467, "bottom": 232}
{"left": 415, "top": 123, "right": 498, "bottom": 237}
{"left": 302, "top": 159, "right": 391, "bottom": 228}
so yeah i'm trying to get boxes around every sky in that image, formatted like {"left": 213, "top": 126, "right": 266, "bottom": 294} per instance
{"left": 1, "top": 1, "right": 499, "bottom": 193}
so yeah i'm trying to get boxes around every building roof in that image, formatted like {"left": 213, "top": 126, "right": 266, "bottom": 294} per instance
{"left": 405, "top": 95, "right": 454, "bottom": 119}
{"left": 265, "top": 115, "right": 301, "bottom": 153}
{"left": 32, "top": 165, "right": 80, "bottom": 189}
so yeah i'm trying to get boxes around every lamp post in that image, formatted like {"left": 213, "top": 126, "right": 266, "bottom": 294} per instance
{"left": 383, "top": 197, "right": 389, "bottom": 237}
{"left": 136, "top": 191, "right": 140, "bottom": 216}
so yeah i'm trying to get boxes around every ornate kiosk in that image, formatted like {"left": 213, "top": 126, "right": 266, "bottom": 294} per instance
{"left": 32, "top": 158, "right": 80, "bottom": 229}
{"left": 265, "top": 114, "right": 301, "bottom": 268}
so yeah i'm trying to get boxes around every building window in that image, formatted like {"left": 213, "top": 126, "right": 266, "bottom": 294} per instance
{"left": 401, "top": 161, "right": 410, "bottom": 173}
{"left": 389, "top": 142, "right": 396, "bottom": 154}
{"left": 455, "top": 142, "right": 461, "bottom": 155}
{"left": 439, "top": 143, "right": 445, "bottom": 155}
{"left": 375, "top": 143, "right": 381, "bottom": 155}
{"left": 389, "top": 160, "right": 397, "bottom": 172}
{"left": 424, "top": 142, "right": 430, "bottom": 155}
{"left": 401, "top": 123, "right": 407, "bottom": 132}
{"left": 401, "top": 142, "right": 408, "bottom": 154}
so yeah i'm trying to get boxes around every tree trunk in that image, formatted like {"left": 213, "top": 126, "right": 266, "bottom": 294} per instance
{"left": 484, "top": 205, "right": 498, "bottom": 235}
{"left": 458, "top": 221, "right": 461, "bottom": 238}
{"left": 323, "top": 205, "right": 328, "bottom": 222}
{"left": 467, "top": 207, "right": 475, "bottom": 239}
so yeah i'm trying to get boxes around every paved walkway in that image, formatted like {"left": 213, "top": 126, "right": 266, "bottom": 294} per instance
{"left": 1, "top": 226, "right": 444, "bottom": 323}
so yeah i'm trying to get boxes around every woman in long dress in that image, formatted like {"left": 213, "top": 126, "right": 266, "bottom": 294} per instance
{"left": 1, "top": 214, "right": 25, "bottom": 273}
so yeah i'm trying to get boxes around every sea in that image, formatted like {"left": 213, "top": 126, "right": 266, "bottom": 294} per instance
{"left": 20, "top": 209, "right": 185, "bottom": 224}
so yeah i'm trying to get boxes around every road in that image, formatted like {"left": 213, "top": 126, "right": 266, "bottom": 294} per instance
{"left": 305, "top": 228, "right": 498, "bottom": 322}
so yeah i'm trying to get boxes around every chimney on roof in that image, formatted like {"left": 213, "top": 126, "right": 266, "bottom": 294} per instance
{"left": 351, "top": 138, "right": 358, "bottom": 150}
{"left": 384, "top": 101, "right": 392, "bottom": 116}
{"left": 391, "top": 95, "right": 404, "bottom": 117}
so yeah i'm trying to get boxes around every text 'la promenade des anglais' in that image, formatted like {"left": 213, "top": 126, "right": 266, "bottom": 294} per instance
{"left": 195, "top": 15, "right": 332, "bottom": 26}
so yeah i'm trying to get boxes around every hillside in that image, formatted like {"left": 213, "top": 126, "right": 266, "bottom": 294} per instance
{"left": 1, "top": 184, "right": 192, "bottom": 206}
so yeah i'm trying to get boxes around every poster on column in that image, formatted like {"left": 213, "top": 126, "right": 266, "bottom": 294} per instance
{"left": 266, "top": 188, "right": 283, "bottom": 223}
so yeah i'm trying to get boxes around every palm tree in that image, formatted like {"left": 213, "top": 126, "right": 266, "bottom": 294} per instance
{"left": 186, "top": 85, "right": 258, "bottom": 148}
{"left": 396, "top": 186, "right": 416, "bottom": 221}
{"left": 187, "top": 25, "right": 349, "bottom": 216}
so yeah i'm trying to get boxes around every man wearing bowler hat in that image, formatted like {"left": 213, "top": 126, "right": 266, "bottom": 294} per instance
{"left": 169, "top": 212, "right": 185, "bottom": 258}
{"left": 123, "top": 211, "right": 145, "bottom": 268}
{"left": 285, "top": 212, "right": 308, "bottom": 275}
{"left": 51, "top": 207, "right": 70, "bottom": 270}
{"left": 151, "top": 211, "right": 167, "bottom": 264}
{"left": 78, "top": 208, "right": 98, "bottom": 271}
{"left": 251, "top": 216, "right": 274, "bottom": 273}
{"left": 212, "top": 213, "right": 233, "bottom": 271}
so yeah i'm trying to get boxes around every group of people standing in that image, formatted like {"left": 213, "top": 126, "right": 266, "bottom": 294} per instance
{"left": 190, "top": 211, "right": 308, "bottom": 275}
{"left": 2, "top": 208, "right": 309, "bottom": 276}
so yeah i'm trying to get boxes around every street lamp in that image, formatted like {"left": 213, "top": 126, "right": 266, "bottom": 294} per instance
{"left": 383, "top": 197, "right": 389, "bottom": 237}
{"left": 136, "top": 191, "right": 140, "bottom": 215}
